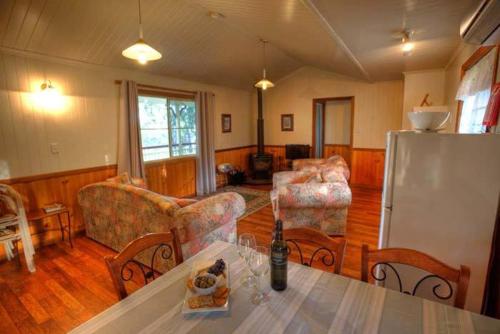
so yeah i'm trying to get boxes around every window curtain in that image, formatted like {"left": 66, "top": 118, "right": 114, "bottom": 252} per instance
{"left": 483, "top": 83, "right": 500, "bottom": 127}
{"left": 195, "top": 92, "right": 216, "bottom": 195}
{"left": 456, "top": 49, "right": 496, "bottom": 101}
{"left": 117, "top": 80, "right": 145, "bottom": 178}
{"left": 458, "top": 89, "right": 491, "bottom": 133}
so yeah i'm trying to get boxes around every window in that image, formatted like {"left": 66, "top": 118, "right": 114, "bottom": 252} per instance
{"left": 458, "top": 90, "right": 490, "bottom": 133}
{"left": 138, "top": 95, "right": 197, "bottom": 162}
{"left": 456, "top": 46, "right": 497, "bottom": 134}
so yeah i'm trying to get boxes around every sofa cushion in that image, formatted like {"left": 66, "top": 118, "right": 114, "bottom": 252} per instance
{"left": 277, "top": 182, "right": 352, "bottom": 209}
{"left": 168, "top": 197, "right": 198, "bottom": 208}
{"left": 321, "top": 167, "right": 348, "bottom": 184}
{"left": 106, "top": 172, "right": 148, "bottom": 189}
{"left": 273, "top": 171, "right": 321, "bottom": 190}
{"left": 107, "top": 172, "right": 132, "bottom": 184}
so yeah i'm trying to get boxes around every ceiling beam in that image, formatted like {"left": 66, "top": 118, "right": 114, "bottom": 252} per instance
{"left": 301, "top": 0, "right": 372, "bottom": 82}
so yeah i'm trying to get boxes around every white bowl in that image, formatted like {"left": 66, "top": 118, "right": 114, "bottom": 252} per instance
{"left": 408, "top": 110, "right": 450, "bottom": 131}
{"left": 193, "top": 273, "right": 218, "bottom": 295}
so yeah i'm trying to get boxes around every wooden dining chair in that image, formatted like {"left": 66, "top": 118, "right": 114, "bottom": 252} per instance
{"left": 105, "top": 230, "right": 183, "bottom": 300}
{"left": 361, "top": 245, "right": 470, "bottom": 309}
{"left": 283, "top": 227, "right": 346, "bottom": 274}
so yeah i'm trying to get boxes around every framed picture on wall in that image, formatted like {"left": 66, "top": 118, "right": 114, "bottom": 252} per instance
{"left": 281, "top": 114, "right": 294, "bottom": 131}
{"left": 222, "top": 114, "right": 232, "bottom": 133}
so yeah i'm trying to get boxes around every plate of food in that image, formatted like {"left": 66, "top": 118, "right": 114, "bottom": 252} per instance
{"left": 182, "top": 259, "right": 230, "bottom": 314}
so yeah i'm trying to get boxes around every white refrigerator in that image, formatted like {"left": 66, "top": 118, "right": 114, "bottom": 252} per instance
{"left": 379, "top": 131, "right": 500, "bottom": 313}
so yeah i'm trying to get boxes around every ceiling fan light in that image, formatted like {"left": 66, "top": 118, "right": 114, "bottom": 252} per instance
{"left": 122, "top": 39, "right": 162, "bottom": 64}
{"left": 402, "top": 42, "right": 414, "bottom": 53}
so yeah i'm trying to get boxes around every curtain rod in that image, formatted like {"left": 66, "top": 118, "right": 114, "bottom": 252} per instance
{"left": 114, "top": 80, "right": 197, "bottom": 95}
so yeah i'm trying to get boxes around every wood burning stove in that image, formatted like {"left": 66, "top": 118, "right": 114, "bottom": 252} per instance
{"left": 248, "top": 88, "right": 273, "bottom": 184}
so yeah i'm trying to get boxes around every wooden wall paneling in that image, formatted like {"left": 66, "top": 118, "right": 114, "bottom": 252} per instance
{"left": 0, "top": 165, "right": 117, "bottom": 260}
{"left": 264, "top": 145, "right": 287, "bottom": 172}
{"left": 324, "top": 144, "right": 352, "bottom": 166}
{"left": 215, "top": 146, "right": 256, "bottom": 187}
{"left": 350, "top": 149, "right": 385, "bottom": 189}
{"left": 145, "top": 157, "right": 196, "bottom": 198}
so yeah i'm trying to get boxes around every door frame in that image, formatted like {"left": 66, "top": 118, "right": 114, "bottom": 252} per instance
{"left": 312, "top": 96, "right": 355, "bottom": 158}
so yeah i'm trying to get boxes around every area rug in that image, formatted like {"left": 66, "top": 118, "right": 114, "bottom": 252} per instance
{"left": 198, "top": 186, "right": 271, "bottom": 219}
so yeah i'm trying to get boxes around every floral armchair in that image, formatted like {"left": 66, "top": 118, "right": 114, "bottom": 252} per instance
{"left": 78, "top": 180, "right": 245, "bottom": 263}
{"left": 272, "top": 155, "right": 352, "bottom": 235}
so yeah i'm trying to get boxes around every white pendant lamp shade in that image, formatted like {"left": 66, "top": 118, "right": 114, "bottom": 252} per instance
{"left": 122, "top": 0, "right": 161, "bottom": 65}
{"left": 122, "top": 38, "right": 162, "bottom": 65}
{"left": 254, "top": 40, "right": 274, "bottom": 90}
{"left": 254, "top": 69, "right": 274, "bottom": 90}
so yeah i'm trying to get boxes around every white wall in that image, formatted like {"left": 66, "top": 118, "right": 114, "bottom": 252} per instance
{"left": 324, "top": 100, "right": 351, "bottom": 145}
{"left": 402, "top": 70, "right": 446, "bottom": 130}
{"left": 262, "top": 67, "right": 403, "bottom": 148}
{"left": 0, "top": 49, "right": 253, "bottom": 179}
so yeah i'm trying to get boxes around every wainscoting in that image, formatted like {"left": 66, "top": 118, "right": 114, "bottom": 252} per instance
{"left": 215, "top": 146, "right": 256, "bottom": 187}
{"left": 262, "top": 145, "right": 384, "bottom": 189}
{"left": 0, "top": 144, "right": 384, "bottom": 259}
{"left": 324, "top": 144, "right": 351, "bottom": 166}
{"left": 145, "top": 157, "right": 196, "bottom": 198}
{"left": 0, "top": 165, "right": 117, "bottom": 259}
{"left": 350, "top": 149, "right": 385, "bottom": 188}
{"left": 214, "top": 145, "right": 385, "bottom": 189}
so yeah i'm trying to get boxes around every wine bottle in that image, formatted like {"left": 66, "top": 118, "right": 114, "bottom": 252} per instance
{"left": 271, "top": 220, "right": 287, "bottom": 291}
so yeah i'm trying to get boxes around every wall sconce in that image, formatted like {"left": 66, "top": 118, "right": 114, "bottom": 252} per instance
{"left": 34, "top": 80, "right": 63, "bottom": 110}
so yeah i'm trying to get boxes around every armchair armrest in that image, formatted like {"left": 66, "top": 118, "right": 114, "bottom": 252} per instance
{"left": 174, "top": 192, "right": 245, "bottom": 243}
{"left": 277, "top": 182, "right": 351, "bottom": 209}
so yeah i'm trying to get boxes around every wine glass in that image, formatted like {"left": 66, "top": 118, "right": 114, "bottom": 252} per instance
{"left": 248, "top": 246, "right": 270, "bottom": 305}
{"left": 238, "top": 233, "right": 256, "bottom": 287}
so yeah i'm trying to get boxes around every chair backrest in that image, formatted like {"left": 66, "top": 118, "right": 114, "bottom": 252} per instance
{"left": 105, "top": 231, "right": 183, "bottom": 300}
{"left": 361, "top": 245, "right": 470, "bottom": 309}
{"left": 0, "top": 184, "right": 23, "bottom": 215}
{"left": 283, "top": 227, "right": 346, "bottom": 274}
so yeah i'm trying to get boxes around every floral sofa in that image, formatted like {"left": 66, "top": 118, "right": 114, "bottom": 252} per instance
{"left": 292, "top": 155, "right": 350, "bottom": 180}
{"left": 78, "top": 179, "right": 245, "bottom": 263}
{"left": 272, "top": 155, "right": 352, "bottom": 235}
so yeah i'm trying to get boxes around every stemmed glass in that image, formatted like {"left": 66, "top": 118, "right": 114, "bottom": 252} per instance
{"left": 238, "top": 233, "right": 256, "bottom": 287}
{"left": 248, "top": 246, "right": 270, "bottom": 305}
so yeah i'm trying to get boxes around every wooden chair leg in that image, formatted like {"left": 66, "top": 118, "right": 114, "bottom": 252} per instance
{"left": 13, "top": 239, "right": 21, "bottom": 268}
{"left": 57, "top": 214, "right": 65, "bottom": 241}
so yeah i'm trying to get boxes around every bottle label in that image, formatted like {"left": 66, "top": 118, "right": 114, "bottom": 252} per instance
{"left": 271, "top": 251, "right": 287, "bottom": 265}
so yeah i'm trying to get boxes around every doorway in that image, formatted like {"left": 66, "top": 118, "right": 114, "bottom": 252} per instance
{"left": 312, "top": 97, "right": 354, "bottom": 165}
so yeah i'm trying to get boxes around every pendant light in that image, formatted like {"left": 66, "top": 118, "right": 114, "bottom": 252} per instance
{"left": 122, "top": 0, "right": 162, "bottom": 65}
{"left": 254, "top": 39, "right": 274, "bottom": 90}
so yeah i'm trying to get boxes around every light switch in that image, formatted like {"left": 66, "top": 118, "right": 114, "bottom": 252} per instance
{"left": 50, "top": 143, "right": 59, "bottom": 154}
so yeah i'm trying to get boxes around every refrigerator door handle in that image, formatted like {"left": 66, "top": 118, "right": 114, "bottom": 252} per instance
{"left": 382, "top": 131, "right": 397, "bottom": 208}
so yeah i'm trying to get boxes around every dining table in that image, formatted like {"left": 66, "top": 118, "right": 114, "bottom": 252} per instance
{"left": 70, "top": 241, "right": 500, "bottom": 334}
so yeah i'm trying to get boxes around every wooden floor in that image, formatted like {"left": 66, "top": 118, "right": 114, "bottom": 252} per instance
{"left": 0, "top": 185, "right": 381, "bottom": 333}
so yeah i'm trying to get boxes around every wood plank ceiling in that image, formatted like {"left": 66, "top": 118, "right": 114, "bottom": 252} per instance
{"left": 0, "top": 0, "right": 478, "bottom": 89}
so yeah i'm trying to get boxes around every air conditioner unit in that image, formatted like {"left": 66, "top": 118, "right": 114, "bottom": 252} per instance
{"left": 460, "top": 0, "right": 500, "bottom": 45}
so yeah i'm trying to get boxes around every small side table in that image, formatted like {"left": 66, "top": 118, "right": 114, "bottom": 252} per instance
{"left": 27, "top": 207, "right": 73, "bottom": 248}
